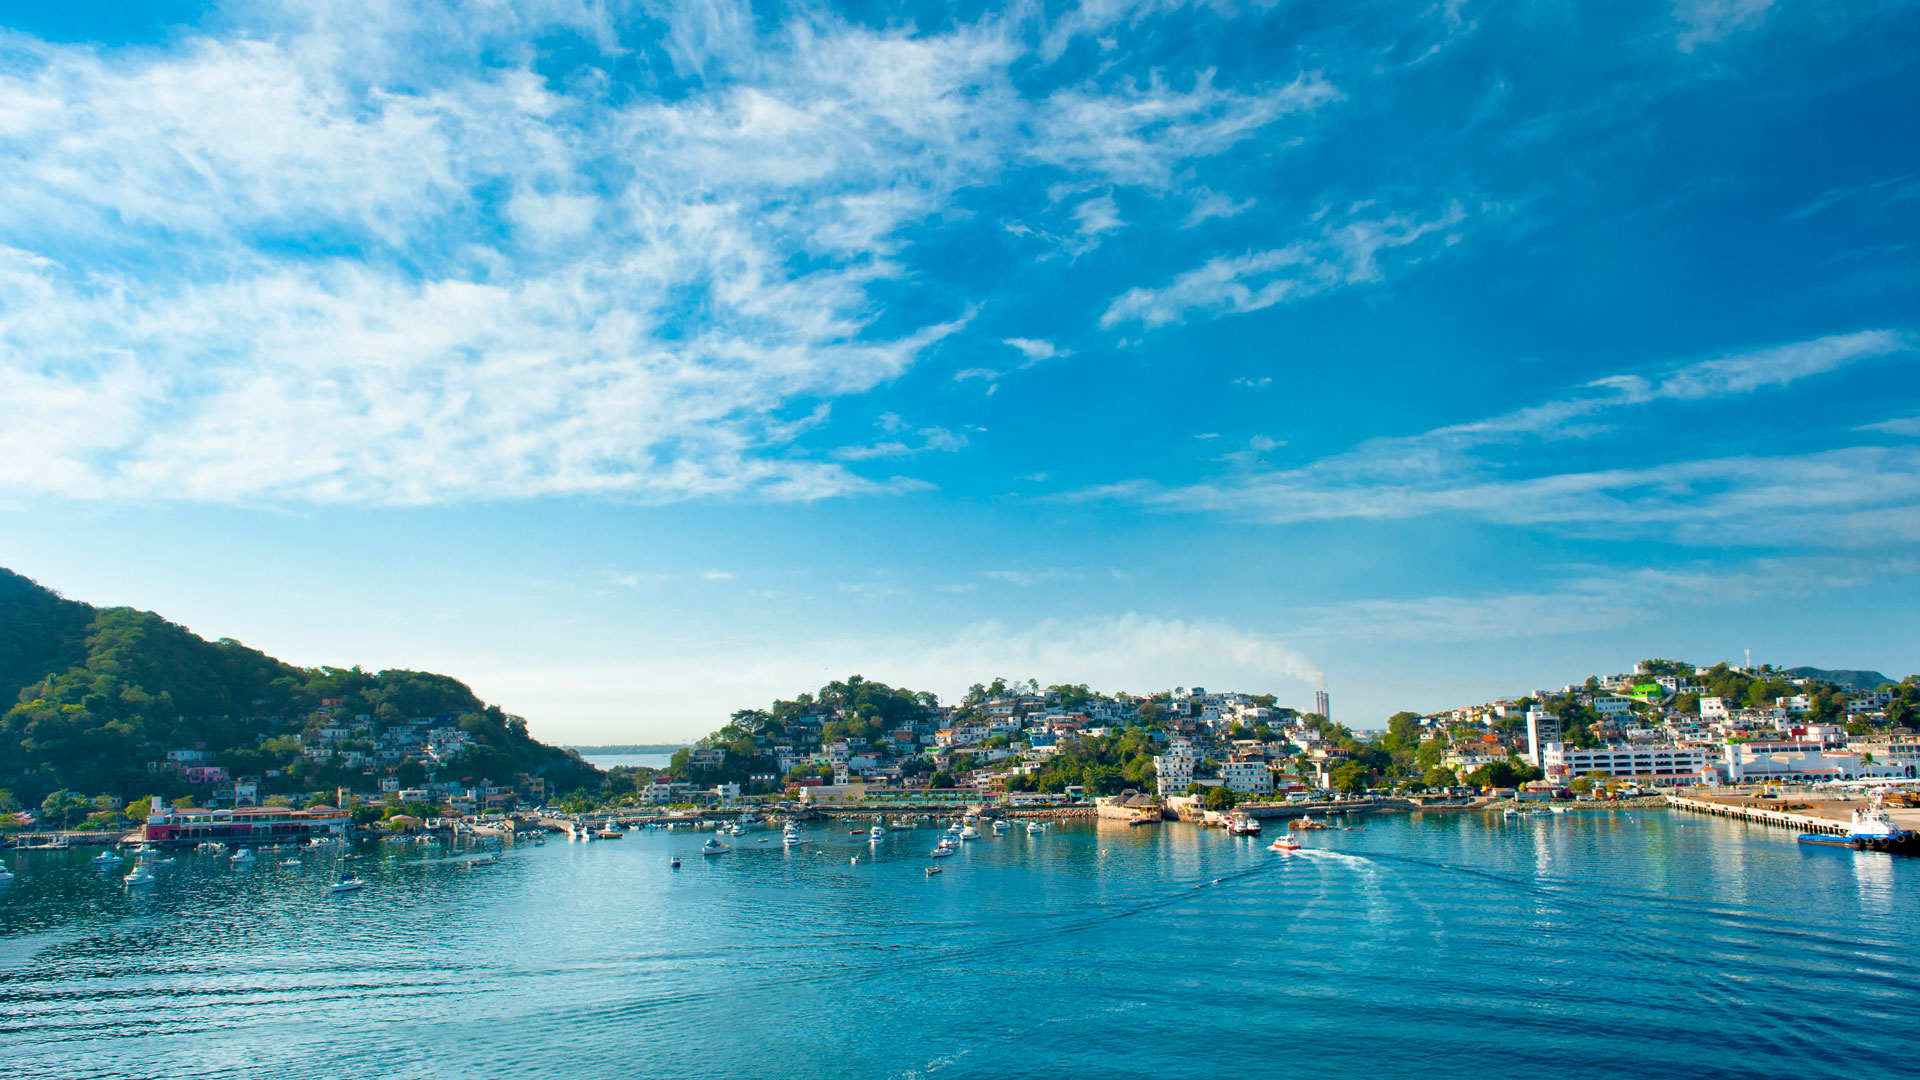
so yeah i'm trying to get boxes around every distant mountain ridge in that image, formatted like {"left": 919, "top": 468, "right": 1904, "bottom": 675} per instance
{"left": 1783, "top": 667, "right": 1894, "bottom": 692}
{"left": 0, "top": 567, "right": 595, "bottom": 805}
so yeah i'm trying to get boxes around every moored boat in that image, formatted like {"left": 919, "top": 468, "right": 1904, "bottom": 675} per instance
{"left": 124, "top": 865, "right": 157, "bottom": 887}
{"left": 328, "top": 872, "right": 364, "bottom": 893}
{"left": 1224, "top": 811, "right": 1261, "bottom": 836}
{"left": 92, "top": 850, "right": 125, "bottom": 867}
{"left": 701, "top": 838, "right": 730, "bottom": 857}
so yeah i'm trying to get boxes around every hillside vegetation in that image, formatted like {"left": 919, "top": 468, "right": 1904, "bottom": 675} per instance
{"left": 0, "top": 568, "right": 595, "bottom": 808}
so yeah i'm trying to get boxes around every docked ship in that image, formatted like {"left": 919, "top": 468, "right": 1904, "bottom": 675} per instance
{"left": 1224, "top": 811, "right": 1261, "bottom": 836}
{"left": 136, "top": 797, "right": 349, "bottom": 847}
{"left": 1797, "top": 797, "right": 1920, "bottom": 855}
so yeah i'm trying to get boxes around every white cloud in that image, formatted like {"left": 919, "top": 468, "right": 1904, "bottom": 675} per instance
{"left": 1232, "top": 376, "right": 1273, "bottom": 389}
{"left": 1002, "top": 337, "right": 1060, "bottom": 363}
{"left": 0, "top": 2, "right": 1343, "bottom": 506}
{"left": 1101, "top": 201, "right": 1468, "bottom": 329}
{"left": 982, "top": 568, "right": 1085, "bottom": 586}
{"left": 1084, "top": 330, "right": 1920, "bottom": 545}
{"left": 470, "top": 610, "right": 1323, "bottom": 738}
{"left": 1186, "top": 187, "right": 1256, "bottom": 227}
{"left": 831, "top": 422, "right": 969, "bottom": 461}
{"left": 1860, "top": 414, "right": 1920, "bottom": 437}
{"left": 1069, "top": 193, "right": 1125, "bottom": 253}
{"left": 1674, "top": 0, "right": 1776, "bottom": 52}
{"left": 1304, "top": 556, "right": 1893, "bottom": 643}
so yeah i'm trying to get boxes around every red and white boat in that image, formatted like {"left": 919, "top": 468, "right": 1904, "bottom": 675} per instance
{"left": 1267, "top": 834, "right": 1300, "bottom": 852}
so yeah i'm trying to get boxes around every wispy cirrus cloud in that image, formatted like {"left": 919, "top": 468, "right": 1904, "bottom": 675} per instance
{"left": 1082, "top": 330, "right": 1919, "bottom": 544}
{"left": 1303, "top": 555, "right": 1901, "bottom": 643}
{"left": 1101, "top": 200, "right": 1468, "bottom": 330}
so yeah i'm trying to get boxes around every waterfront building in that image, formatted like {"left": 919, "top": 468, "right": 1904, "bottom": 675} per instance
{"left": 1540, "top": 743, "right": 1709, "bottom": 785}
{"left": 1218, "top": 760, "right": 1273, "bottom": 795}
{"left": 139, "top": 798, "right": 349, "bottom": 845}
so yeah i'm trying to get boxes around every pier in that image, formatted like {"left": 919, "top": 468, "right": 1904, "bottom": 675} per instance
{"left": 1662, "top": 792, "right": 1920, "bottom": 836}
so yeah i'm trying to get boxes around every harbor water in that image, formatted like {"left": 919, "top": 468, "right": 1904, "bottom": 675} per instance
{"left": 1, "top": 811, "right": 1915, "bottom": 1079}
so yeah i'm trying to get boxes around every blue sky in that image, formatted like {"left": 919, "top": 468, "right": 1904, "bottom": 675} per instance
{"left": 1, "top": 0, "right": 1917, "bottom": 740}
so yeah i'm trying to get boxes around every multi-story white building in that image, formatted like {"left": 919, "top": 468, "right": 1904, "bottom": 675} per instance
{"left": 1699, "top": 697, "right": 1730, "bottom": 720}
{"left": 1219, "top": 761, "right": 1273, "bottom": 795}
{"left": 1541, "top": 744, "right": 1709, "bottom": 785}
{"left": 1525, "top": 708, "right": 1561, "bottom": 766}
{"left": 1153, "top": 747, "right": 1196, "bottom": 796}
{"left": 1722, "top": 743, "right": 1888, "bottom": 783}
{"left": 1592, "top": 696, "right": 1632, "bottom": 716}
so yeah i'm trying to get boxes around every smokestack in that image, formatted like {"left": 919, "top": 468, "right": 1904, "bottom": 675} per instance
{"left": 1314, "top": 689, "right": 1330, "bottom": 720}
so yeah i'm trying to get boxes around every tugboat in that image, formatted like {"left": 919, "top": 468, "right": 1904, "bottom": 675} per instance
{"left": 1798, "top": 795, "right": 1920, "bottom": 854}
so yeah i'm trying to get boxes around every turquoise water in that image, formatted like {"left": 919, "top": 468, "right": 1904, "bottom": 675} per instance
{"left": 1, "top": 811, "right": 1914, "bottom": 1079}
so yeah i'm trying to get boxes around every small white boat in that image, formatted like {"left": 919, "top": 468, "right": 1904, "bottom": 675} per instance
{"left": 230, "top": 848, "right": 255, "bottom": 862}
{"left": 0, "top": 861, "right": 14, "bottom": 883}
{"left": 701, "top": 839, "right": 730, "bottom": 857}
{"left": 991, "top": 820, "right": 1009, "bottom": 834}
{"left": 124, "top": 865, "right": 157, "bottom": 887}
{"left": 328, "top": 873, "right": 364, "bottom": 893}
{"left": 890, "top": 819, "right": 913, "bottom": 831}
{"left": 869, "top": 825, "right": 886, "bottom": 842}
{"left": 92, "top": 851, "right": 125, "bottom": 867}
{"left": 1026, "top": 822, "right": 1046, "bottom": 835}
{"left": 930, "top": 845, "right": 955, "bottom": 858}
{"left": 730, "top": 824, "right": 745, "bottom": 836}
{"left": 1268, "top": 835, "right": 1301, "bottom": 852}
{"left": 959, "top": 825, "right": 980, "bottom": 840}
{"left": 473, "top": 851, "right": 502, "bottom": 865}
{"left": 281, "top": 857, "right": 301, "bottom": 867}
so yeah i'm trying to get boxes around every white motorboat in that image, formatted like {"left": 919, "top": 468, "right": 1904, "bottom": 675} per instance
{"left": 281, "top": 857, "right": 301, "bottom": 867}
{"left": 1268, "top": 834, "right": 1301, "bottom": 852}
{"left": 328, "top": 873, "right": 364, "bottom": 893}
{"left": 92, "top": 850, "right": 125, "bottom": 867}
{"left": 1025, "top": 822, "right": 1046, "bottom": 835}
{"left": 230, "top": 848, "right": 255, "bottom": 862}
{"left": 991, "top": 820, "right": 1009, "bottom": 834}
{"left": 0, "top": 861, "right": 14, "bottom": 883}
{"left": 730, "top": 824, "right": 745, "bottom": 836}
{"left": 783, "top": 832, "right": 803, "bottom": 847}
{"left": 959, "top": 825, "right": 980, "bottom": 840}
{"left": 869, "top": 825, "right": 886, "bottom": 842}
{"left": 930, "top": 844, "right": 955, "bottom": 858}
{"left": 889, "top": 819, "right": 914, "bottom": 831}
{"left": 701, "top": 838, "right": 730, "bottom": 857}
{"left": 124, "top": 865, "right": 157, "bottom": 887}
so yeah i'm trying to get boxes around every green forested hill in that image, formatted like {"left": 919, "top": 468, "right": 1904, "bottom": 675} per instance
{"left": 0, "top": 568, "right": 597, "bottom": 806}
